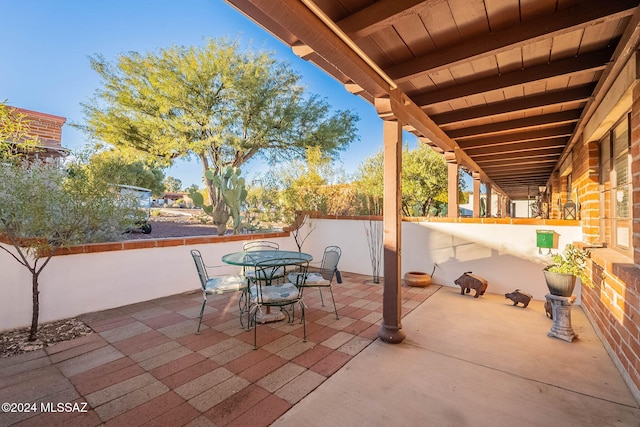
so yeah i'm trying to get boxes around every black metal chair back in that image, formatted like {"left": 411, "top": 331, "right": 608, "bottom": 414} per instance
{"left": 191, "top": 249, "right": 209, "bottom": 290}
{"left": 319, "top": 246, "right": 341, "bottom": 281}
{"left": 243, "top": 240, "right": 279, "bottom": 252}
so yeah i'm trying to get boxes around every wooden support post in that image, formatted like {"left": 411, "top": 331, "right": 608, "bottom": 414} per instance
{"left": 377, "top": 118, "right": 405, "bottom": 344}
{"left": 445, "top": 152, "right": 459, "bottom": 218}
{"left": 472, "top": 171, "right": 481, "bottom": 218}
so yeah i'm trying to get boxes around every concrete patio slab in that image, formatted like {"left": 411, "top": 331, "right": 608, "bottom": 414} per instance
{"left": 274, "top": 287, "right": 640, "bottom": 427}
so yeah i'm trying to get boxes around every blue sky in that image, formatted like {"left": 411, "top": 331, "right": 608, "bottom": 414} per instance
{"left": 1, "top": 0, "right": 417, "bottom": 188}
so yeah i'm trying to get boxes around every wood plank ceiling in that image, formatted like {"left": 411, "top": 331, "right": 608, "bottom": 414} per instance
{"left": 227, "top": 0, "right": 640, "bottom": 200}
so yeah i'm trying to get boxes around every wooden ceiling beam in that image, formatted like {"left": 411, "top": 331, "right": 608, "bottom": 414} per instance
{"left": 458, "top": 126, "right": 575, "bottom": 149}
{"left": 496, "top": 176, "right": 551, "bottom": 184}
{"left": 488, "top": 176, "right": 554, "bottom": 186}
{"left": 498, "top": 180, "right": 552, "bottom": 186}
{"left": 448, "top": 110, "right": 582, "bottom": 140}
{"left": 502, "top": 188, "right": 549, "bottom": 195}
{"left": 493, "top": 167, "right": 551, "bottom": 174}
{"left": 496, "top": 185, "right": 549, "bottom": 191}
{"left": 493, "top": 179, "right": 552, "bottom": 187}
{"left": 499, "top": 191, "right": 546, "bottom": 198}
{"left": 292, "top": 42, "right": 314, "bottom": 59}
{"left": 228, "top": 0, "right": 391, "bottom": 99}
{"left": 471, "top": 147, "right": 564, "bottom": 160}
{"left": 413, "top": 48, "right": 613, "bottom": 107}
{"left": 385, "top": 0, "right": 637, "bottom": 82}
{"left": 337, "top": 0, "right": 424, "bottom": 39}
{"left": 431, "top": 85, "right": 595, "bottom": 126}
{"left": 474, "top": 149, "right": 563, "bottom": 164}
{"left": 487, "top": 174, "right": 555, "bottom": 184}
{"left": 483, "top": 163, "right": 556, "bottom": 173}
{"left": 499, "top": 186, "right": 549, "bottom": 191}
{"left": 372, "top": 82, "right": 507, "bottom": 193}
{"left": 490, "top": 180, "right": 552, "bottom": 189}
{"left": 464, "top": 137, "right": 568, "bottom": 156}
{"left": 478, "top": 158, "right": 558, "bottom": 168}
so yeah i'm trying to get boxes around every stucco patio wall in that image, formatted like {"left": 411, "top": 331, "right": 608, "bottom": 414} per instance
{"left": 0, "top": 235, "right": 299, "bottom": 332}
{"left": 302, "top": 218, "right": 583, "bottom": 302}
{"left": 0, "top": 219, "right": 581, "bottom": 332}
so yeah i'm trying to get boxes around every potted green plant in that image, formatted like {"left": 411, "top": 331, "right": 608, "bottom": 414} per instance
{"left": 543, "top": 244, "right": 592, "bottom": 296}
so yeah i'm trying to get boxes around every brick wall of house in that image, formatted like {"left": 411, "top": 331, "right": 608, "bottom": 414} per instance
{"left": 574, "top": 141, "right": 600, "bottom": 244}
{"left": 549, "top": 171, "right": 561, "bottom": 219}
{"left": 13, "top": 107, "right": 65, "bottom": 147}
{"left": 574, "top": 84, "right": 640, "bottom": 397}
{"left": 633, "top": 85, "right": 640, "bottom": 266}
{"left": 582, "top": 255, "right": 640, "bottom": 396}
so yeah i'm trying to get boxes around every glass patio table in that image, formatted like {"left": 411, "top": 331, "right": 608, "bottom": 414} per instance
{"left": 222, "top": 250, "right": 313, "bottom": 267}
{"left": 222, "top": 250, "right": 313, "bottom": 323}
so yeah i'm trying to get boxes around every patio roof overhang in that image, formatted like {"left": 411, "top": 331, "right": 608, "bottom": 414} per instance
{"left": 226, "top": 0, "right": 640, "bottom": 343}
{"left": 227, "top": 0, "right": 640, "bottom": 200}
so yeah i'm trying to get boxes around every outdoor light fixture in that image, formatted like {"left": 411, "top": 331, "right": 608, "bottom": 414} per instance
{"left": 563, "top": 200, "right": 577, "bottom": 220}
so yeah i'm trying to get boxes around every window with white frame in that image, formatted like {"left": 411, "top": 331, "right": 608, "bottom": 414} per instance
{"left": 599, "top": 113, "right": 631, "bottom": 253}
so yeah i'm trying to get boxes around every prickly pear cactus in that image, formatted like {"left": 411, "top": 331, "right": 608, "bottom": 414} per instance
{"left": 211, "top": 167, "right": 247, "bottom": 234}
{"left": 188, "top": 166, "right": 247, "bottom": 235}
{"left": 188, "top": 186, "right": 230, "bottom": 236}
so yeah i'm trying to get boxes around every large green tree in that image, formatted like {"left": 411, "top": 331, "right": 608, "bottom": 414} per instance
{"left": 355, "top": 143, "right": 465, "bottom": 216}
{"left": 79, "top": 38, "right": 358, "bottom": 215}
{"left": 71, "top": 149, "right": 165, "bottom": 196}
{"left": 402, "top": 143, "right": 449, "bottom": 216}
{"left": 163, "top": 176, "right": 182, "bottom": 192}
{"left": 279, "top": 147, "right": 331, "bottom": 218}
{"left": 0, "top": 102, "right": 37, "bottom": 161}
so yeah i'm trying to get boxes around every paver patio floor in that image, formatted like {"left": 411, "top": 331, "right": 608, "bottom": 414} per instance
{"left": 0, "top": 272, "right": 436, "bottom": 426}
{"left": 3, "top": 271, "right": 640, "bottom": 426}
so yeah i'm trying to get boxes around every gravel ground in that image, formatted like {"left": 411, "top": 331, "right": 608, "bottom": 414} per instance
{"left": 125, "top": 209, "right": 220, "bottom": 239}
{"left": 0, "top": 318, "right": 93, "bottom": 359}
{"left": 125, "top": 218, "right": 220, "bottom": 239}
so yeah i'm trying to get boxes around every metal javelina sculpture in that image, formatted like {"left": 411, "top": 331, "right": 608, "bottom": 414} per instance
{"left": 454, "top": 272, "right": 488, "bottom": 298}
{"left": 504, "top": 289, "right": 532, "bottom": 307}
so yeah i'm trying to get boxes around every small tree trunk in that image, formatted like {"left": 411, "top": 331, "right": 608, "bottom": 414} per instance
{"left": 29, "top": 272, "right": 40, "bottom": 341}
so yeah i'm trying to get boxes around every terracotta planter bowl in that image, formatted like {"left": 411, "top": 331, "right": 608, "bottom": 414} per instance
{"left": 404, "top": 271, "right": 432, "bottom": 287}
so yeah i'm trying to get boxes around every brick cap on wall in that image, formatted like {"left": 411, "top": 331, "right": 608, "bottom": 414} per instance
{"left": 11, "top": 106, "right": 66, "bottom": 124}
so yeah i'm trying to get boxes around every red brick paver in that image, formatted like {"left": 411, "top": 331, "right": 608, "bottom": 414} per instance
{"left": 0, "top": 272, "right": 439, "bottom": 426}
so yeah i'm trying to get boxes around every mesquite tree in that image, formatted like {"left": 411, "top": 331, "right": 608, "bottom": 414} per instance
{"left": 355, "top": 144, "right": 466, "bottom": 216}
{"left": 79, "top": 38, "right": 358, "bottom": 215}
{"left": 0, "top": 102, "right": 37, "bottom": 160}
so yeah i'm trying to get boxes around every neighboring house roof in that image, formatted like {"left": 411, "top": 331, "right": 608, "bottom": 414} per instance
{"left": 5, "top": 106, "right": 69, "bottom": 159}
{"left": 164, "top": 192, "right": 185, "bottom": 199}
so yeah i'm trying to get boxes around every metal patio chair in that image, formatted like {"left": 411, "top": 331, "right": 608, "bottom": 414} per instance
{"left": 191, "top": 249, "right": 249, "bottom": 333}
{"left": 249, "top": 257, "right": 308, "bottom": 349}
{"left": 243, "top": 240, "right": 279, "bottom": 251}
{"left": 288, "top": 245, "right": 342, "bottom": 319}
{"left": 243, "top": 240, "right": 284, "bottom": 280}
